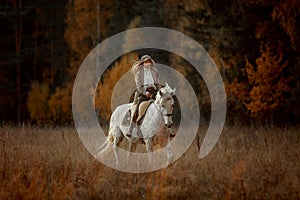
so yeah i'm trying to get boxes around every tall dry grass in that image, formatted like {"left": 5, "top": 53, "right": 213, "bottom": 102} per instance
{"left": 0, "top": 125, "right": 299, "bottom": 199}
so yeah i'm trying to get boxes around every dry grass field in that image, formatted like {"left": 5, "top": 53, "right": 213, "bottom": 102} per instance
{"left": 0, "top": 125, "right": 299, "bottom": 199}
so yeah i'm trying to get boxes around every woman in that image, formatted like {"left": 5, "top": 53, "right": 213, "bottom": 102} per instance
{"left": 126, "top": 55, "right": 161, "bottom": 138}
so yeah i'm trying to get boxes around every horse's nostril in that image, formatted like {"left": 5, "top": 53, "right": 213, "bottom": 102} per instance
{"left": 170, "top": 133, "right": 176, "bottom": 137}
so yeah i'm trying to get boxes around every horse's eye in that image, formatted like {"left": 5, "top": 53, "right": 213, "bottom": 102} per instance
{"left": 167, "top": 98, "right": 171, "bottom": 101}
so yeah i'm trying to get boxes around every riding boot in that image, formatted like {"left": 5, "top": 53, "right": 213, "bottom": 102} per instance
{"left": 126, "top": 121, "right": 134, "bottom": 137}
{"left": 126, "top": 104, "right": 137, "bottom": 137}
{"left": 133, "top": 91, "right": 139, "bottom": 104}
{"left": 137, "top": 126, "right": 144, "bottom": 142}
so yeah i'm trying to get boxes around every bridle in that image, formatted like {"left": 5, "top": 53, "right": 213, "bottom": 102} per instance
{"left": 154, "top": 94, "right": 174, "bottom": 129}
{"left": 163, "top": 112, "right": 173, "bottom": 128}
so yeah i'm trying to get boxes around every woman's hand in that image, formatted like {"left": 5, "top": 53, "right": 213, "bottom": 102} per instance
{"left": 146, "top": 92, "right": 152, "bottom": 98}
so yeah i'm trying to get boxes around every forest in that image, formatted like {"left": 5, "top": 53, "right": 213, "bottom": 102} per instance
{"left": 1, "top": 1, "right": 300, "bottom": 199}
{"left": 0, "top": 0, "right": 299, "bottom": 126}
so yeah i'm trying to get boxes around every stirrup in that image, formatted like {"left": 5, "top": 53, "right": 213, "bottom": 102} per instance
{"left": 126, "top": 127, "right": 133, "bottom": 137}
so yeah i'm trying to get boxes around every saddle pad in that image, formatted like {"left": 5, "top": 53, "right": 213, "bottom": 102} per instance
{"left": 137, "top": 100, "right": 153, "bottom": 123}
{"left": 121, "top": 109, "right": 131, "bottom": 126}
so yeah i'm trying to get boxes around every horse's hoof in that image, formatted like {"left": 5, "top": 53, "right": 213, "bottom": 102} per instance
{"left": 126, "top": 133, "right": 132, "bottom": 137}
{"left": 139, "top": 138, "right": 145, "bottom": 144}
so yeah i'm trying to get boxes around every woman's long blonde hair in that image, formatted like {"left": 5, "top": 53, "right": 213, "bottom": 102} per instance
{"left": 131, "top": 61, "right": 142, "bottom": 75}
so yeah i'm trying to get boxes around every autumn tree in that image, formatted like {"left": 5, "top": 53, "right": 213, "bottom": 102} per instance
{"left": 95, "top": 17, "right": 140, "bottom": 122}
{"left": 25, "top": 1, "right": 68, "bottom": 123}
{"left": 159, "top": 0, "right": 252, "bottom": 122}
{"left": 43, "top": 0, "right": 113, "bottom": 122}
{"left": 225, "top": 0, "right": 299, "bottom": 124}
{"left": 245, "top": 41, "right": 291, "bottom": 121}
{"left": 2, "top": 0, "right": 299, "bottom": 125}
{"left": 95, "top": 53, "right": 138, "bottom": 121}
{"left": 27, "top": 82, "right": 50, "bottom": 122}
{"left": 0, "top": 0, "right": 68, "bottom": 123}
{"left": 48, "top": 83, "right": 73, "bottom": 122}
{"left": 271, "top": 0, "right": 299, "bottom": 50}
{"left": 65, "top": 0, "right": 112, "bottom": 75}
{"left": 106, "top": 0, "right": 136, "bottom": 36}
{"left": 271, "top": 0, "right": 300, "bottom": 124}
{"left": 12, "top": 0, "right": 23, "bottom": 123}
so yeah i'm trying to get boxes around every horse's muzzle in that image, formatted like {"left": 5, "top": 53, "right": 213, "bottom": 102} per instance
{"left": 165, "top": 123, "right": 173, "bottom": 128}
{"left": 169, "top": 132, "right": 176, "bottom": 137}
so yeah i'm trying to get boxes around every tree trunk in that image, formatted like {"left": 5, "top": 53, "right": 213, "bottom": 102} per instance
{"left": 13, "top": 0, "right": 22, "bottom": 124}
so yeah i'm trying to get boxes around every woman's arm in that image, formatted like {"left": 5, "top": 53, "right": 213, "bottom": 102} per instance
{"left": 135, "top": 69, "right": 145, "bottom": 94}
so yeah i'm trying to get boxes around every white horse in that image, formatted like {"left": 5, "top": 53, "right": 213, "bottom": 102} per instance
{"left": 96, "top": 83, "right": 176, "bottom": 166}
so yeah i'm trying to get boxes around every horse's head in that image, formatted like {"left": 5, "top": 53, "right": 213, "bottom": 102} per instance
{"left": 155, "top": 82, "right": 176, "bottom": 131}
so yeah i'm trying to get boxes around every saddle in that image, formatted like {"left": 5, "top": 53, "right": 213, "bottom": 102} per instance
{"left": 136, "top": 100, "right": 153, "bottom": 124}
{"left": 121, "top": 100, "right": 153, "bottom": 126}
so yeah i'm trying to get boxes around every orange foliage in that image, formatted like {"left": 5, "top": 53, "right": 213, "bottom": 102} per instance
{"left": 65, "top": 0, "right": 113, "bottom": 77}
{"left": 94, "top": 16, "right": 141, "bottom": 121}
{"left": 95, "top": 53, "right": 138, "bottom": 121}
{"left": 27, "top": 80, "right": 73, "bottom": 123}
{"left": 27, "top": 82, "right": 50, "bottom": 122}
{"left": 48, "top": 83, "right": 73, "bottom": 122}
{"left": 272, "top": 0, "right": 299, "bottom": 48}
{"left": 226, "top": 78, "right": 249, "bottom": 110}
{"left": 245, "top": 41, "right": 291, "bottom": 115}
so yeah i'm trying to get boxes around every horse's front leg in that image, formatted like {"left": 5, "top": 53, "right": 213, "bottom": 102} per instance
{"left": 112, "top": 129, "right": 123, "bottom": 167}
{"left": 145, "top": 137, "right": 153, "bottom": 164}
{"left": 126, "top": 141, "right": 136, "bottom": 165}
{"left": 166, "top": 137, "right": 174, "bottom": 166}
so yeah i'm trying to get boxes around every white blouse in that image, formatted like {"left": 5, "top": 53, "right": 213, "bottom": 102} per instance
{"left": 143, "top": 68, "right": 155, "bottom": 89}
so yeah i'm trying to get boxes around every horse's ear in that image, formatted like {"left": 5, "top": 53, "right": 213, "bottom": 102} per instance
{"left": 159, "top": 90, "right": 163, "bottom": 97}
{"left": 165, "top": 82, "right": 169, "bottom": 88}
{"left": 172, "top": 88, "right": 176, "bottom": 96}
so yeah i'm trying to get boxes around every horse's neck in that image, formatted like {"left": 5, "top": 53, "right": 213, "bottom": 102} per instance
{"left": 154, "top": 98, "right": 161, "bottom": 108}
{"left": 143, "top": 102, "right": 163, "bottom": 128}
{"left": 152, "top": 101, "right": 163, "bottom": 118}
